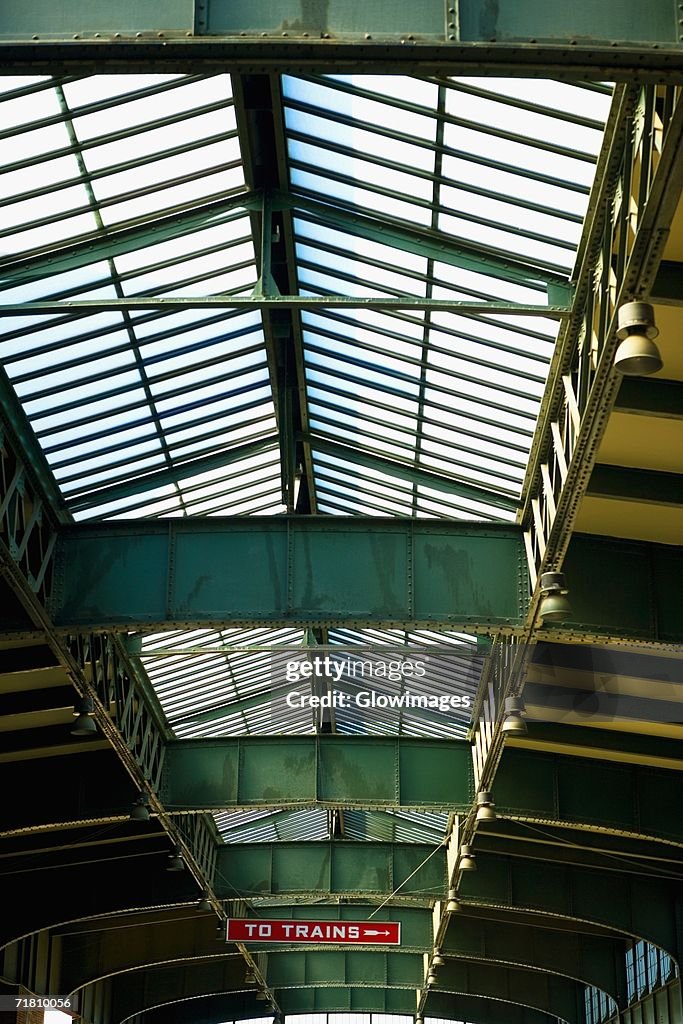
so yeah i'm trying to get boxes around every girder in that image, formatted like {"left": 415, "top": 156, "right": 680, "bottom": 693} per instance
{"left": 431, "top": 960, "right": 585, "bottom": 1024}
{"left": 0, "top": 858, "right": 198, "bottom": 949}
{"left": 214, "top": 841, "right": 447, "bottom": 899}
{"left": 123, "top": 992, "right": 558, "bottom": 1024}
{"left": 493, "top": 746, "right": 683, "bottom": 846}
{"left": 1, "top": 0, "right": 683, "bottom": 78}
{"left": 441, "top": 913, "right": 627, "bottom": 1005}
{"left": 33, "top": 520, "right": 683, "bottom": 642}
{"left": 459, "top": 852, "right": 683, "bottom": 960}
{"left": 100, "top": 955, "right": 583, "bottom": 1023}
{"left": 161, "top": 736, "right": 473, "bottom": 812}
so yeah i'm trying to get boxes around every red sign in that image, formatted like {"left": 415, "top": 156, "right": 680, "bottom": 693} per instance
{"left": 226, "top": 918, "right": 401, "bottom": 945}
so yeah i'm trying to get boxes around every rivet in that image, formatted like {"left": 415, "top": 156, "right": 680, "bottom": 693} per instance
{"left": 448, "top": 22, "right": 455, "bottom": 28}
{"left": 32, "top": 33, "right": 39, "bottom": 39}
{"left": 136, "top": 31, "right": 142, "bottom": 37}
{"left": 282, "top": 31, "right": 288, "bottom": 35}
{"left": 365, "top": 33, "right": 372, "bottom": 39}
{"left": 157, "top": 32, "right": 164, "bottom": 37}
{"left": 73, "top": 33, "right": 80, "bottom": 39}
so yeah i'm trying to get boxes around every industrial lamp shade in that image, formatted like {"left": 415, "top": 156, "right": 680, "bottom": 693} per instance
{"left": 446, "top": 888, "right": 461, "bottom": 913}
{"left": 459, "top": 844, "right": 476, "bottom": 871}
{"left": 166, "top": 846, "right": 184, "bottom": 872}
{"left": 502, "top": 695, "right": 527, "bottom": 736}
{"left": 130, "top": 791, "right": 150, "bottom": 822}
{"left": 476, "top": 790, "right": 496, "bottom": 822}
{"left": 70, "top": 696, "right": 97, "bottom": 736}
{"left": 615, "top": 301, "right": 663, "bottom": 376}
{"left": 538, "top": 571, "right": 571, "bottom": 622}
{"left": 196, "top": 891, "right": 213, "bottom": 912}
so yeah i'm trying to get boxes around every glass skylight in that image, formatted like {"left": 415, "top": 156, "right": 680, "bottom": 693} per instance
{"left": 0, "top": 69, "right": 615, "bottom": 852}
{"left": 281, "top": 73, "right": 611, "bottom": 519}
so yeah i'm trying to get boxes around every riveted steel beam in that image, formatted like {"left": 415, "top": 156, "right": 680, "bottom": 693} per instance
{"left": 48, "top": 517, "right": 528, "bottom": 633}
{"left": 458, "top": 852, "right": 683, "bottom": 959}
{"left": 161, "top": 736, "right": 473, "bottom": 813}
{"left": 521, "top": 83, "right": 683, "bottom": 593}
{"left": 441, "top": 913, "right": 627, "bottom": 1005}
{"left": 102, "top": 956, "right": 582, "bottom": 1023}
{"left": 431, "top": 959, "right": 585, "bottom": 1024}
{"left": 493, "top": 746, "right": 683, "bottom": 846}
{"left": 214, "top": 841, "right": 447, "bottom": 900}
{"left": 1, "top": 0, "right": 683, "bottom": 79}
{"left": 38, "top": 519, "right": 683, "bottom": 644}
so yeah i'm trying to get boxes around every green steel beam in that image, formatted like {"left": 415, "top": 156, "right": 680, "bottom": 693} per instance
{"left": 65, "top": 436, "right": 279, "bottom": 513}
{"left": 109, "top": 958, "right": 251, "bottom": 1024}
{"left": 1, "top": 1, "right": 683, "bottom": 78}
{"left": 0, "top": 857, "right": 199, "bottom": 948}
{"left": 557, "top": 533, "right": 683, "bottom": 644}
{"left": 273, "top": 189, "right": 569, "bottom": 290}
{"left": 304, "top": 434, "right": 519, "bottom": 514}
{"left": 441, "top": 913, "right": 627, "bottom": 1005}
{"left": 0, "top": 295, "right": 568, "bottom": 316}
{"left": 276, "top": 988, "right": 416, "bottom": 1014}
{"left": 48, "top": 517, "right": 528, "bottom": 632}
{"left": 215, "top": 841, "right": 447, "bottom": 899}
{"left": 161, "top": 736, "right": 473, "bottom": 813}
{"left": 492, "top": 746, "right": 683, "bottom": 846}
{"left": 267, "top": 950, "right": 424, "bottom": 988}
{"left": 0, "top": 191, "right": 260, "bottom": 290}
{"left": 458, "top": 852, "right": 683, "bottom": 959}
{"left": 471, "top": 831, "right": 683, "bottom": 877}
{"left": 43, "top": 520, "right": 683, "bottom": 643}
{"left": 615, "top": 377, "right": 683, "bottom": 419}
{"left": 587, "top": 464, "right": 683, "bottom": 506}
{"left": 426, "top": 994, "right": 562, "bottom": 1024}
{"left": 431, "top": 960, "right": 584, "bottom": 1024}
{"left": 104, "top": 956, "right": 579, "bottom": 1023}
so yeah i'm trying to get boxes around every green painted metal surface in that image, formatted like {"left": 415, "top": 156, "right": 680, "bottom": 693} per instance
{"left": 441, "top": 915, "right": 626, "bottom": 1002}
{"left": 1, "top": 0, "right": 681, "bottom": 50}
{"left": 161, "top": 736, "right": 473, "bottom": 811}
{"left": 434, "top": 960, "right": 583, "bottom": 1024}
{"left": 266, "top": 950, "right": 423, "bottom": 987}
{"left": 458, "top": 0, "right": 678, "bottom": 43}
{"left": 276, "top": 987, "right": 416, "bottom": 1013}
{"left": 215, "top": 841, "right": 447, "bottom": 898}
{"left": 45, "top": 520, "right": 683, "bottom": 641}
{"left": 201, "top": 0, "right": 445, "bottom": 37}
{"left": 494, "top": 748, "right": 683, "bottom": 844}
{"left": 50, "top": 518, "right": 527, "bottom": 630}
{"left": 459, "top": 853, "right": 683, "bottom": 958}
{"left": 561, "top": 534, "right": 683, "bottom": 643}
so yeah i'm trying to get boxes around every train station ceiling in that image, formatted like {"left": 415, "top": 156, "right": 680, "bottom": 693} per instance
{"left": 1, "top": 35, "right": 683, "bottom": 1024}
